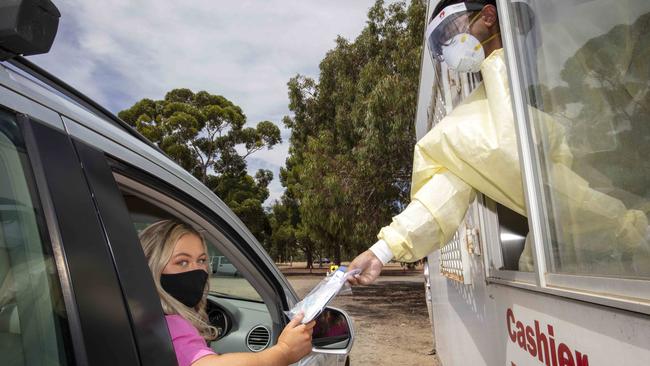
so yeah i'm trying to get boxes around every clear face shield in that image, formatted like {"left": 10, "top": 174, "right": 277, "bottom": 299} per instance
{"left": 425, "top": 2, "right": 494, "bottom": 73}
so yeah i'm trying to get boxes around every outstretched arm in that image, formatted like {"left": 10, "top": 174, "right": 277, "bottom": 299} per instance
{"left": 349, "top": 169, "right": 475, "bottom": 285}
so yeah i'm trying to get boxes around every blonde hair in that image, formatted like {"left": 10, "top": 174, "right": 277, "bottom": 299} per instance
{"left": 139, "top": 219, "right": 218, "bottom": 341}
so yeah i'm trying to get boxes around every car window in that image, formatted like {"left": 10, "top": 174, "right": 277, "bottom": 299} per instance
{"left": 120, "top": 190, "right": 262, "bottom": 302}
{"left": 0, "top": 109, "right": 74, "bottom": 365}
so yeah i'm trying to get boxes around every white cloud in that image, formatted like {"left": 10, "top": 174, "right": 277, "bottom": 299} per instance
{"left": 31, "top": 0, "right": 382, "bottom": 205}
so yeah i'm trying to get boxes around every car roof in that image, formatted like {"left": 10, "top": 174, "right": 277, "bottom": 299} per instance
{"left": 0, "top": 57, "right": 266, "bottom": 258}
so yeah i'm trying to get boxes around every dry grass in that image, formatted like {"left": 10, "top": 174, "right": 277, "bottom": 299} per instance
{"left": 287, "top": 270, "right": 441, "bottom": 366}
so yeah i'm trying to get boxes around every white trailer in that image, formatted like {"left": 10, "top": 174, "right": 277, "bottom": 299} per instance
{"left": 418, "top": 1, "right": 650, "bottom": 365}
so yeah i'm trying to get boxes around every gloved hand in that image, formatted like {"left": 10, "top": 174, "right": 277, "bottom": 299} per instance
{"left": 347, "top": 250, "right": 383, "bottom": 285}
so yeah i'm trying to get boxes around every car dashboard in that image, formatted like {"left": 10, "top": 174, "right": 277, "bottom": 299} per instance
{"left": 207, "top": 295, "right": 273, "bottom": 354}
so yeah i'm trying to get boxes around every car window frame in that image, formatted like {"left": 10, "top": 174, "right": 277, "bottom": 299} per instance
{"left": 105, "top": 156, "right": 294, "bottom": 342}
{"left": 118, "top": 180, "right": 264, "bottom": 303}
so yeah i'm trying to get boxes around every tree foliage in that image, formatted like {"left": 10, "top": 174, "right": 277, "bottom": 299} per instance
{"left": 119, "top": 88, "right": 281, "bottom": 242}
{"left": 274, "top": 0, "right": 425, "bottom": 265}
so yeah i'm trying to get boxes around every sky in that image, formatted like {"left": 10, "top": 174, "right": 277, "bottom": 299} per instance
{"left": 30, "top": 0, "right": 385, "bottom": 206}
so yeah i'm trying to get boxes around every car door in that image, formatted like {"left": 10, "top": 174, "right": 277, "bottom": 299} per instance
{"left": 0, "top": 100, "right": 160, "bottom": 364}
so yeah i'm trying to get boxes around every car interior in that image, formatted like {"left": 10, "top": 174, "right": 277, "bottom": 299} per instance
{"left": 118, "top": 183, "right": 275, "bottom": 354}
{"left": 116, "top": 176, "right": 353, "bottom": 356}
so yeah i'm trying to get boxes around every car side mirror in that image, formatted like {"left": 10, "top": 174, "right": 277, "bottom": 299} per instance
{"left": 311, "top": 307, "right": 354, "bottom": 355}
{"left": 0, "top": 0, "right": 61, "bottom": 61}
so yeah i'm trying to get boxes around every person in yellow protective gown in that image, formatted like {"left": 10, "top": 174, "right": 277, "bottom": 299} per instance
{"left": 348, "top": 0, "right": 649, "bottom": 284}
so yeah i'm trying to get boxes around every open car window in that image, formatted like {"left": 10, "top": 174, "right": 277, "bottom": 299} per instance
{"left": 120, "top": 189, "right": 263, "bottom": 302}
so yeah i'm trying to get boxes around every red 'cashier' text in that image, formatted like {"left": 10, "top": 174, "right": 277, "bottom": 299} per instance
{"left": 506, "top": 308, "right": 589, "bottom": 366}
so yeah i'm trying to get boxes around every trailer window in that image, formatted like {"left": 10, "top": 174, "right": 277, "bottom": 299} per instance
{"left": 509, "top": 0, "right": 650, "bottom": 279}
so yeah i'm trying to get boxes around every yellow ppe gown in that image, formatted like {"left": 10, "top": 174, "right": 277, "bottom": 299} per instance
{"left": 378, "top": 49, "right": 648, "bottom": 264}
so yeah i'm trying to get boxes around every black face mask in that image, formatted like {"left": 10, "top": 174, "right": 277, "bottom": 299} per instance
{"left": 160, "top": 269, "right": 208, "bottom": 308}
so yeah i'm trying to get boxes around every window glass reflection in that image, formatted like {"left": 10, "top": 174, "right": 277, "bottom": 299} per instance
{"left": 313, "top": 309, "right": 349, "bottom": 346}
{"left": 0, "top": 110, "right": 73, "bottom": 365}
{"left": 510, "top": 0, "right": 650, "bottom": 278}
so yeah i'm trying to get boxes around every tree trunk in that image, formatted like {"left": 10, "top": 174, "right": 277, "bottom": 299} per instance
{"left": 334, "top": 243, "right": 341, "bottom": 265}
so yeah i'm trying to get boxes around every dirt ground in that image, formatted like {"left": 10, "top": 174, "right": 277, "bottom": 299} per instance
{"left": 285, "top": 263, "right": 441, "bottom": 366}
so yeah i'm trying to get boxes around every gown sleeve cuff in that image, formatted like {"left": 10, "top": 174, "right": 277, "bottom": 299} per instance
{"left": 369, "top": 239, "right": 394, "bottom": 265}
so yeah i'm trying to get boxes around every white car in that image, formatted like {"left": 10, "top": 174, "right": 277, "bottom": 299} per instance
{"left": 211, "top": 255, "right": 238, "bottom": 277}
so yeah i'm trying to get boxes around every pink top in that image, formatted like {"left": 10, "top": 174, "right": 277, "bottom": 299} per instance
{"left": 165, "top": 315, "right": 216, "bottom": 366}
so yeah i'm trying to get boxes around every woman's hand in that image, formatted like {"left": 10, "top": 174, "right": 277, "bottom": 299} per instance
{"left": 192, "top": 312, "right": 315, "bottom": 366}
{"left": 275, "top": 313, "right": 316, "bottom": 364}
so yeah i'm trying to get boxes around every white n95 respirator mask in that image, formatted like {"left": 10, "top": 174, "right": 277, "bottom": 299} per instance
{"left": 441, "top": 33, "right": 485, "bottom": 73}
